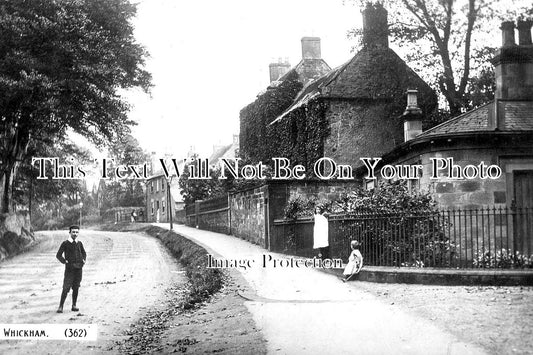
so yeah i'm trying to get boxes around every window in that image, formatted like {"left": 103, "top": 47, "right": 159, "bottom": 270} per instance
{"left": 151, "top": 201, "right": 154, "bottom": 214}
{"left": 162, "top": 199, "right": 166, "bottom": 213}
{"left": 365, "top": 180, "right": 375, "bottom": 191}
{"left": 150, "top": 181, "right": 154, "bottom": 193}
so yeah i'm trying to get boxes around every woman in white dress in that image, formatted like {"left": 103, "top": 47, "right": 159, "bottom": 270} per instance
{"left": 313, "top": 206, "right": 329, "bottom": 259}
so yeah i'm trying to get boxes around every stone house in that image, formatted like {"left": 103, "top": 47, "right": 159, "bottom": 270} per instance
{"left": 239, "top": 37, "right": 332, "bottom": 164}
{"left": 264, "top": 3, "right": 437, "bottom": 172}
{"left": 363, "top": 19, "right": 533, "bottom": 257}
{"left": 377, "top": 20, "right": 533, "bottom": 210}
{"left": 145, "top": 173, "right": 181, "bottom": 223}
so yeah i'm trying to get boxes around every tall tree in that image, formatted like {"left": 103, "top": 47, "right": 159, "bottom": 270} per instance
{"left": 0, "top": 0, "right": 151, "bottom": 213}
{"left": 348, "top": 0, "right": 531, "bottom": 115}
{"left": 98, "top": 134, "right": 150, "bottom": 211}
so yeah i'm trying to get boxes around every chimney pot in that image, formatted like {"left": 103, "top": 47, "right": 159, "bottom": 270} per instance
{"left": 517, "top": 20, "right": 533, "bottom": 45}
{"left": 301, "top": 37, "right": 321, "bottom": 60}
{"left": 501, "top": 21, "right": 516, "bottom": 46}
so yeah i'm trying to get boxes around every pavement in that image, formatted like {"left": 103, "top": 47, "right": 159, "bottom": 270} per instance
{"left": 154, "top": 223, "right": 489, "bottom": 355}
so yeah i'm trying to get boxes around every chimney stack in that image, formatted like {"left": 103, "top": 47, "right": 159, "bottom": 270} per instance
{"left": 517, "top": 20, "right": 533, "bottom": 45}
{"left": 402, "top": 90, "right": 423, "bottom": 142}
{"left": 491, "top": 19, "right": 533, "bottom": 100}
{"left": 301, "top": 37, "right": 321, "bottom": 60}
{"left": 362, "top": 2, "right": 389, "bottom": 49}
{"left": 501, "top": 21, "right": 516, "bottom": 46}
{"left": 269, "top": 58, "right": 291, "bottom": 82}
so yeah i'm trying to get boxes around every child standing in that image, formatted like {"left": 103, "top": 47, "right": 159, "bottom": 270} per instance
{"left": 343, "top": 240, "right": 363, "bottom": 282}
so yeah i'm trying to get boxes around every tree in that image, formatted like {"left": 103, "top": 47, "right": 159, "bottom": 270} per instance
{"left": 98, "top": 134, "right": 149, "bottom": 212}
{"left": 348, "top": 0, "right": 531, "bottom": 116}
{"left": 0, "top": 0, "right": 151, "bottom": 213}
{"left": 178, "top": 158, "right": 225, "bottom": 205}
{"left": 15, "top": 138, "right": 93, "bottom": 229}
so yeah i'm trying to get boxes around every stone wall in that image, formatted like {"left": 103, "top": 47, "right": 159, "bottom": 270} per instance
{"left": 389, "top": 146, "right": 533, "bottom": 209}
{"left": 0, "top": 212, "right": 34, "bottom": 261}
{"left": 197, "top": 209, "right": 229, "bottom": 235}
{"left": 386, "top": 143, "right": 533, "bottom": 259}
{"left": 229, "top": 185, "right": 268, "bottom": 247}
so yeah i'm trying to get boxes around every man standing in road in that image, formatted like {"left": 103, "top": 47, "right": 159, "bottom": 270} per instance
{"left": 56, "top": 225, "right": 86, "bottom": 313}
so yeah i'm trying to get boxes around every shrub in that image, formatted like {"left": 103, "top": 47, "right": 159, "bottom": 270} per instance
{"left": 282, "top": 180, "right": 456, "bottom": 267}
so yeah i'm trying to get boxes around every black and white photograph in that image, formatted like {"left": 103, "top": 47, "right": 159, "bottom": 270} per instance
{"left": 0, "top": 0, "right": 532, "bottom": 354}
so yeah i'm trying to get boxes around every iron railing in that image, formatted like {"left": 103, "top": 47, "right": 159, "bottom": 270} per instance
{"left": 273, "top": 207, "right": 533, "bottom": 268}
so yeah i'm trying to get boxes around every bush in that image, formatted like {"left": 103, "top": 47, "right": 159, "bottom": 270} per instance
{"left": 282, "top": 180, "right": 456, "bottom": 267}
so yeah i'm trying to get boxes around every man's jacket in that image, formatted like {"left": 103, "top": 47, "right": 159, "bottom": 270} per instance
{"left": 56, "top": 240, "right": 86, "bottom": 269}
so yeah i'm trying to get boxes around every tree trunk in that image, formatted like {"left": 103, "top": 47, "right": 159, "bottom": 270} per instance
{"left": 1, "top": 126, "right": 31, "bottom": 213}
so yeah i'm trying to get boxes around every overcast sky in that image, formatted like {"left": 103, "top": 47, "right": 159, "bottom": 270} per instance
{"left": 126, "top": 0, "right": 361, "bottom": 157}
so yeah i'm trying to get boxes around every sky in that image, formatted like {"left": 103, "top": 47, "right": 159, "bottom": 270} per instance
{"left": 122, "top": 0, "right": 530, "bottom": 158}
{"left": 126, "top": 0, "right": 361, "bottom": 157}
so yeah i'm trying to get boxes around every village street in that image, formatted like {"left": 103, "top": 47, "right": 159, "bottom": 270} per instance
{"left": 154, "top": 224, "right": 490, "bottom": 355}
{"left": 0, "top": 230, "right": 184, "bottom": 354}
{"left": 0, "top": 226, "right": 531, "bottom": 354}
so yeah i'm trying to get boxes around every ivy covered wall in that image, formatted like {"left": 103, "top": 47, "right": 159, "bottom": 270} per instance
{"left": 239, "top": 70, "right": 302, "bottom": 163}
{"left": 267, "top": 99, "right": 330, "bottom": 174}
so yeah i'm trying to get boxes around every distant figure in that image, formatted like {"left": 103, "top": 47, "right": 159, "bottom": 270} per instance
{"left": 131, "top": 210, "right": 137, "bottom": 223}
{"left": 56, "top": 225, "right": 86, "bottom": 313}
{"left": 313, "top": 206, "right": 329, "bottom": 259}
{"left": 343, "top": 240, "right": 363, "bottom": 282}
{"left": 156, "top": 208, "right": 160, "bottom": 223}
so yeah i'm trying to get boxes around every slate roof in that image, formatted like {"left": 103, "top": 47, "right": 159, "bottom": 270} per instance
{"left": 272, "top": 47, "right": 436, "bottom": 123}
{"left": 417, "top": 100, "right": 533, "bottom": 138}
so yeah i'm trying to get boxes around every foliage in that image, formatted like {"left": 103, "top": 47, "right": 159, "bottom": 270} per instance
{"left": 240, "top": 70, "right": 303, "bottom": 164}
{"left": 473, "top": 248, "right": 533, "bottom": 268}
{"left": 14, "top": 138, "right": 96, "bottom": 230}
{"left": 283, "top": 196, "right": 331, "bottom": 220}
{"left": 178, "top": 158, "right": 225, "bottom": 205}
{"left": 347, "top": 1, "right": 530, "bottom": 116}
{"left": 0, "top": 0, "right": 151, "bottom": 213}
{"left": 268, "top": 99, "right": 330, "bottom": 174}
{"left": 98, "top": 134, "right": 149, "bottom": 213}
{"left": 144, "top": 226, "right": 223, "bottom": 308}
{"left": 283, "top": 180, "right": 456, "bottom": 266}
{"left": 284, "top": 180, "right": 437, "bottom": 217}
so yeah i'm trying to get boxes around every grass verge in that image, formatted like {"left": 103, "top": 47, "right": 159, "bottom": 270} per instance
{"left": 99, "top": 223, "right": 223, "bottom": 309}
{"left": 142, "top": 225, "right": 223, "bottom": 309}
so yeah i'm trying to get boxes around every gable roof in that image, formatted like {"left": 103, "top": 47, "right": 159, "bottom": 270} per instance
{"left": 417, "top": 100, "right": 533, "bottom": 139}
{"left": 272, "top": 47, "right": 436, "bottom": 123}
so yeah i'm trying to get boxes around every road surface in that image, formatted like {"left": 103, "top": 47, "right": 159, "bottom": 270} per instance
{"left": 156, "top": 223, "right": 489, "bottom": 355}
{"left": 0, "top": 230, "right": 183, "bottom": 354}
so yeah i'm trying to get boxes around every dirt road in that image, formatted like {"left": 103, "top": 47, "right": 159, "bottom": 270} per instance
{"left": 0, "top": 230, "right": 184, "bottom": 354}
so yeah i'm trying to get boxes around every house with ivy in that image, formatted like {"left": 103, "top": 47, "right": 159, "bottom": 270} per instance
{"left": 239, "top": 37, "right": 331, "bottom": 164}
{"left": 240, "top": 3, "right": 436, "bottom": 175}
